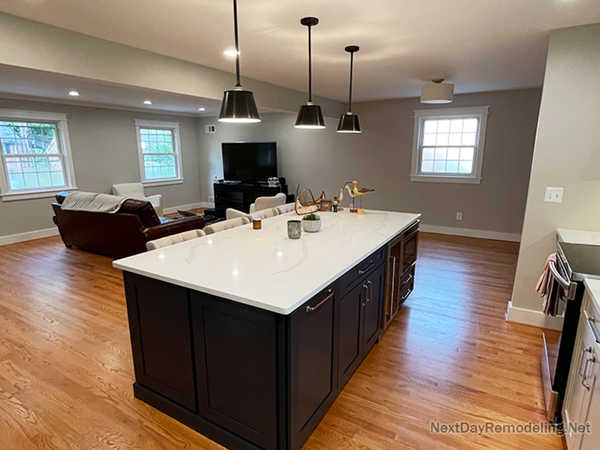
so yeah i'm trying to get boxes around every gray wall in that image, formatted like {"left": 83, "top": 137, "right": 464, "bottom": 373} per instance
{"left": 198, "top": 88, "right": 541, "bottom": 235}
{"left": 0, "top": 98, "right": 203, "bottom": 236}
{"left": 511, "top": 24, "right": 600, "bottom": 312}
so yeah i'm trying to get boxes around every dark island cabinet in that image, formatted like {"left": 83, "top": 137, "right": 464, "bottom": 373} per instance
{"left": 288, "top": 284, "right": 337, "bottom": 449}
{"left": 122, "top": 223, "right": 418, "bottom": 450}
{"left": 337, "top": 262, "right": 386, "bottom": 388}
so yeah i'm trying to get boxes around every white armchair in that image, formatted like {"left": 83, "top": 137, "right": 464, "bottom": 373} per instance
{"left": 112, "top": 182, "right": 163, "bottom": 216}
{"left": 249, "top": 193, "right": 286, "bottom": 213}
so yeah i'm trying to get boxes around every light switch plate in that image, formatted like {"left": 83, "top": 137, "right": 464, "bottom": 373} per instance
{"left": 544, "top": 187, "right": 564, "bottom": 203}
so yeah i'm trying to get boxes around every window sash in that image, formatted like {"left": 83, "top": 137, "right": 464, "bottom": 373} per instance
{"left": 0, "top": 121, "right": 71, "bottom": 192}
{"left": 415, "top": 114, "right": 482, "bottom": 178}
{"left": 135, "top": 122, "right": 182, "bottom": 183}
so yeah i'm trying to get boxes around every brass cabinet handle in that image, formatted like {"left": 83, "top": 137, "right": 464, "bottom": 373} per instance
{"left": 579, "top": 346, "right": 593, "bottom": 376}
{"left": 389, "top": 256, "right": 397, "bottom": 319}
{"left": 400, "top": 289, "right": 411, "bottom": 302}
{"left": 305, "top": 289, "right": 334, "bottom": 312}
{"left": 586, "top": 312, "right": 600, "bottom": 344}
{"left": 582, "top": 356, "right": 595, "bottom": 390}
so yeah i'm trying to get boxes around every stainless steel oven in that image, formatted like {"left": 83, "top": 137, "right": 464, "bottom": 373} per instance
{"left": 541, "top": 239, "right": 600, "bottom": 425}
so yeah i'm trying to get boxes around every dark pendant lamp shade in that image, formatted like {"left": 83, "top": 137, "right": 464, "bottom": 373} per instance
{"left": 337, "top": 45, "right": 361, "bottom": 133}
{"left": 337, "top": 113, "right": 360, "bottom": 133}
{"left": 218, "top": 0, "right": 260, "bottom": 123}
{"left": 219, "top": 89, "right": 260, "bottom": 123}
{"left": 295, "top": 103, "right": 325, "bottom": 129}
{"left": 295, "top": 17, "right": 325, "bottom": 129}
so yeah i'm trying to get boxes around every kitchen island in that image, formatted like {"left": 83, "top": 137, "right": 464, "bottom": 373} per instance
{"left": 113, "top": 210, "right": 421, "bottom": 449}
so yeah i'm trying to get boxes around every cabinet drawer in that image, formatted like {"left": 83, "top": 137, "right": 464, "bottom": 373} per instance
{"left": 338, "top": 246, "right": 386, "bottom": 297}
{"left": 401, "top": 228, "right": 419, "bottom": 273}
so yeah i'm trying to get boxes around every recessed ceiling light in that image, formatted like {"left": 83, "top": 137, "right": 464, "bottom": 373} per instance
{"left": 198, "top": 107, "right": 206, "bottom": 111}
{"left": 68, "top": 90, "right": 80, "bottom": 97}
{"left": 143, "top": 100, "right": 152, "bottom": 105}
{"left": 223, "top": 48, "right": 239, "bottom": 57}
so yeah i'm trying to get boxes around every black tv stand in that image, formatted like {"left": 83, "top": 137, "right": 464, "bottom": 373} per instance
{"left": 213, "top": 181, "right": 290, "bottom": 218}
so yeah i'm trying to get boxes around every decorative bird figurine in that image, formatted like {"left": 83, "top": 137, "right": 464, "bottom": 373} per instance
{"left": 342, "top": 180, "right": 375, "bottom": 214}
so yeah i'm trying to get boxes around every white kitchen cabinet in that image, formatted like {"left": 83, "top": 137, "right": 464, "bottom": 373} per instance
{"left": 563, "top": 289, "right": 600, "bottom": 449}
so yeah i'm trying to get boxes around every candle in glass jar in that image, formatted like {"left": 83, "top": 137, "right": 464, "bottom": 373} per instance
{"left": 252, "top": 218, "right": 262, "bottom": 230}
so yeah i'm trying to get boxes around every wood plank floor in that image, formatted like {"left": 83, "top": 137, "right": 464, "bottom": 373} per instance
{"left": 0, "top": 233, "right": 565, "bottom": 449}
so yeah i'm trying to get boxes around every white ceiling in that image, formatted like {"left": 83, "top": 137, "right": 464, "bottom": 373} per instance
{"left": 1, "top": 0, "right": 600, "bottom": 103}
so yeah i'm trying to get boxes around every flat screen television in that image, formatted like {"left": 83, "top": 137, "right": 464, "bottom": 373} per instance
{"left": 222, "top": 142, "right": 277, "bottom": 182}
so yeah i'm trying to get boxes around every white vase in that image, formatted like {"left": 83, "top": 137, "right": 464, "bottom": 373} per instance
{"left": 302, "top": 218, "right": 321, "bottom": 233}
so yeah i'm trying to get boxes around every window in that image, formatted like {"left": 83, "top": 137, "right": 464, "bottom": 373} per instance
{"left": 135, "top": 119, "right": 183, "bottom": 185}
{"left": 0, "top": 110, "right": 77, "bottom": 200}
{"left": 411, "top": 106, "right": 489, "bottom": 183}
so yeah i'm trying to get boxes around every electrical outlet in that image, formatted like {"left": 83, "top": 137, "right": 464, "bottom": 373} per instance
{"left": 544, "top": 187, "right": 564, "bottom": 203}
{"left": 456, "top": 211, "right": 463, "bottom": 221}
{"left": 205, "top": 124, "right": 216, "bottom": 134}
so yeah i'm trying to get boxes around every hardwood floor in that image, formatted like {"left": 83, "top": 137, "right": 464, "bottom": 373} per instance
{"left": 0, "top": 233, "right": 565, "bottom": 449}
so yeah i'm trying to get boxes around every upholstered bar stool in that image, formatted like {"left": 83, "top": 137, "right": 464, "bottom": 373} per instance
{"left": 204, "top": 216, "right": 250, "bottom": 235}
{"left": 146, "top": 229, "right": 205, "bottom": 250}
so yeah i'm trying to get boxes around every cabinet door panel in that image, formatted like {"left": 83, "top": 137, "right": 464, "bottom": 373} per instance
{"left": 362, "top": 264, "right": 385, "bottom": 354}
{"left": 124, "top": 273, "right": 197, "bottom": 411}
{"left": 338, "top": 282, "right": 364, "bottom": 386}
{"left": 191, "top": 292, "right": 278, "bottom": 449}
{"left": 290, "top": 286, "right": 336, "bottom": 448}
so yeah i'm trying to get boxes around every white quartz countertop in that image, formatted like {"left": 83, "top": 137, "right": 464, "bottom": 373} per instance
{"left": 113, "top": 210, "right": 421, "bottom": 314}
{"left": 585, "top": 278, "right": 600, "bottom": 311}
{"left": 557, "top": 228, "right": 600, "bottom": 246}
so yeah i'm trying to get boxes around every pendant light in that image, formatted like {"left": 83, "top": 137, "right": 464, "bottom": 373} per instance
{"left": 218, "top": 0, "right": 260, "bottom": 123}
{"left": 337, "top": 45, "right": 361, "bottom": 133}
{"left": 295, "top": 17, "right": 325, "bottom": 129}
{"left": 420, "top": 79, "right": 454, "bottom": 104}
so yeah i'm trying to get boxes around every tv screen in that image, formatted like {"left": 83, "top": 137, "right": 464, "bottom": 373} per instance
{"left": 222, "top": 142, "right": 277, "bottom": 181}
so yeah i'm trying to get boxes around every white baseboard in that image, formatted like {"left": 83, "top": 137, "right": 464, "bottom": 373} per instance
{"left": 0, "top": 226, "right": 59, "bottom": 246}
{"left": 505, "top": 300, "right": 564, "bottom": 330}
{"left": 420, "top": 223, "right": 521, "bottom": 242}
{"left": 163, "top": 201, "right": 214, "bottom": 215}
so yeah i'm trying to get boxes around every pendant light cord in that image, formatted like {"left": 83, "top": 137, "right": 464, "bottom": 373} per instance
{"left": 233, "top": 0, "right": 241, "bottom": 87}
{"left": 348, "top": 51, "right": 353, "bottom": 112}
{"left": 308, "top": 24, "right": 312, "bottom": 102}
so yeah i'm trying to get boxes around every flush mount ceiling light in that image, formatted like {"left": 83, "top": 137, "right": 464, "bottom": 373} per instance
{"left": 143, "top": 100, "right": 152, "bottom": 105}
{"left": 198, "top": 107, "right": 206, "bottom": 111}
{"left": 223, "top": 48, "right": 239, "bottom": 57}
{"left": 68, "top": 90, "right": 80, "bottom": 97}
{"left": 218, "top": 0, "right": 260, "bottom": 124}
{"left": 295, "top": 17, "right": 325, "bottom": 129}
{"left": 337, "top": 45, "right": 361, "bottom": 134}
{"left": 420, "top": 79, "right": 454, "bottom": 104}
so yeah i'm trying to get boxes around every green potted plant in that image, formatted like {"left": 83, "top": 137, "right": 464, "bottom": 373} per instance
{"left": 302, "top": 213, "right": 321, "bottom": 233}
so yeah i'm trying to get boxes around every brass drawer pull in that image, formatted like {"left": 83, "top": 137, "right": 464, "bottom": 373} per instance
{"left": 400, "top": 289, "right": 411, "bottom": 302}
{"left": 585, "top": 311, "right": 600, "bottom": 344}
{"left": 305, "top": 289, "right": 334, "bottom": 312}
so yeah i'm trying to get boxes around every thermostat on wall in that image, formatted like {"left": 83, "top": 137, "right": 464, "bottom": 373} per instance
{"left": 205, "top": 124, "right": 216, "bottom": 134}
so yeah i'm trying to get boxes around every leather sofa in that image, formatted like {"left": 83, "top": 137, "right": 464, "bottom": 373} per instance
{"left": 52, "top": 192, "right": 205, "bottom": 258}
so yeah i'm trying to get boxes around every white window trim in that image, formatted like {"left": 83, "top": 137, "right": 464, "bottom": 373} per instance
{"left": 0, "top": 109, "right": 78, "bottom": 201}
{"left": 134, "top": 119, "right": 183, "bottom": 187}
{"left": 410, "top": 106, "right": 489, "bottom": 184}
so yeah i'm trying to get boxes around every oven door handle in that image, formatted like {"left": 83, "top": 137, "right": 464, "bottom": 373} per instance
{"left": 548, "top": 260, "right": 577, "bottom": 300}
